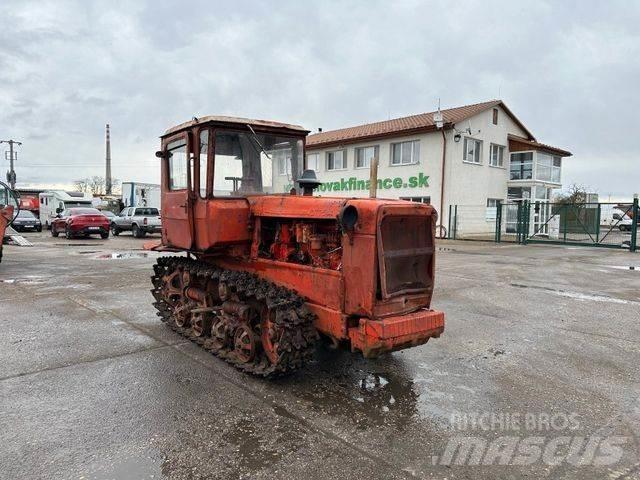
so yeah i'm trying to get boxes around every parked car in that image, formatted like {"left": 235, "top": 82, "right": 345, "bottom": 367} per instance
{"left": 51, "top": 207, "right": 110, "bottom": 239}
{"left": 12, "top": 210, "right": 42, "bottom": 232}
{"left": 111, "top": 207, "right": 161, "bottom": 238}
{"left": 100, "top": 210, "right": 116, "bottom": 221}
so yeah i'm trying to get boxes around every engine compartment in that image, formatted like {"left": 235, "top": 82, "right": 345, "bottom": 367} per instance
{"left": 258, "top": 218, "right": 342, "bottom": 270}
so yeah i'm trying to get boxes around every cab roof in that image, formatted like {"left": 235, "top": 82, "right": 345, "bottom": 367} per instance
{"left": 163, "top": 115, "right": 309, "bottom": 137}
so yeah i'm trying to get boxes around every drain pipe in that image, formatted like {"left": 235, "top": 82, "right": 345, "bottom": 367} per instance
{"left": 439, "top": 128, "right": 447, "bottom": 234}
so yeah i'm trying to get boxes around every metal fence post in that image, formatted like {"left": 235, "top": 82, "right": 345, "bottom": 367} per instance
{"left": 522, "top": 200, "right": 530, "bottom": 245}
{"left": 631, "top": 197, "right": 639, "bottom": 252}
{"left": 453, "top": 205, "right": 458, "bottom": 240}
{"left": 448, "top": 204, "right": 452, "bottom": 240}
{"left": 495, "top": 200, "right": 502, "bottom": 243}
{"left": 595, "top": 203, "right": 601, "bottom": 243}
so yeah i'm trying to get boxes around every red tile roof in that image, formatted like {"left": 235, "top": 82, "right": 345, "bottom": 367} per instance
{"left": 307, "top": 100, "right": 535, "bottom": 149}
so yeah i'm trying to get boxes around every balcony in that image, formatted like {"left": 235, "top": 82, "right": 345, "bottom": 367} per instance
{"left": 509, "top": 151, "right": 562, "bottom": 186}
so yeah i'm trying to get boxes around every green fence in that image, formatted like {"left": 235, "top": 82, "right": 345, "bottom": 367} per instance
{"left": 448, "top": 198, "right": 638, "bottom": 251}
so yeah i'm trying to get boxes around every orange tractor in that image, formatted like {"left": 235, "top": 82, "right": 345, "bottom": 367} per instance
{"left": 150, "top": 116, "right": 444, "bottom": 376}
{"left": 0, "top": 181, "right": 19, "bottom": 264}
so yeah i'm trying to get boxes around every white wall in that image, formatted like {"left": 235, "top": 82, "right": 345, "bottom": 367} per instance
{"left": 306, "top": 131, "right": 444, "bottom": 208}
{"left": 306, "top": 105, "right": 531, "bottom": 228}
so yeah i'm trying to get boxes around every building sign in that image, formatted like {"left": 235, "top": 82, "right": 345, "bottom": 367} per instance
{"left": 285, "top": 173, "right": 429, "bottom": 193}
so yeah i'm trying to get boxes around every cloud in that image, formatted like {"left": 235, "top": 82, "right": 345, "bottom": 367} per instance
{"left": 0, "top": 0, "right": 638, "bottom": 197}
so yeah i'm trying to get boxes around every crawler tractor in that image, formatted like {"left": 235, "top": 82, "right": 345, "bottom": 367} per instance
{"left": 150, "top": 116, "right": 444, "bottom": 376}
{"left": 0, "top": 181, "right": 19, "bottom": 264}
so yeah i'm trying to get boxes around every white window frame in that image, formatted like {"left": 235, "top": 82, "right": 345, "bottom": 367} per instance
{"left": 489, "top": 144, "right": 505, "bottom": 168}
{"left": 326, "top": 150, "right": 346, "bottom": 171}
{"left": 277, "top": 152, "right": 292, "bottom": 176}
{"left": 463, "top": 137, "right": 483, "bottom": 164}
{"left": 306, "top": 153, "right": 320, "bottom": 172}
{"left": 390, "top": 140, "right": 420, "bottom": 166}
{"left": 355, "top": 145, "right": 378, "bottom": 169}
{"left": 486, "top": 198, "right": 502, "bottom": 221}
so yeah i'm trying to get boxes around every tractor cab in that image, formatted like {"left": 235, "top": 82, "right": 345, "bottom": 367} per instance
{"left": 157, "top": 116, "right": 310, "bottom": 250}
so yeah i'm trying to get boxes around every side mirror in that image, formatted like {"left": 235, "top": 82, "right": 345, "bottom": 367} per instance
{"left": 56, "top": 207, "right": 63, "bottom": 214}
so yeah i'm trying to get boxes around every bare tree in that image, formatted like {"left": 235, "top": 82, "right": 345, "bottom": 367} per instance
{"left": 555, "top": 184, "right": 588, "bottom": 205}
{"left": 73, "top": 176, "right": 120, "bottom": 195}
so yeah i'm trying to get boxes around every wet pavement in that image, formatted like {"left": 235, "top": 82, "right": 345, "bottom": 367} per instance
{"left": 1, "top": 231, "right": 639, "bottom": 479}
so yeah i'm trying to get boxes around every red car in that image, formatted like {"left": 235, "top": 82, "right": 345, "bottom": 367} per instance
{"left": 51, "top": 207, "right": 110, "bottom": 239}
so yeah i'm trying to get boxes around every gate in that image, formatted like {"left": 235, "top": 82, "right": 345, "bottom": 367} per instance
{"left": 448, "top": 198, "right": 638, "bottom": 251}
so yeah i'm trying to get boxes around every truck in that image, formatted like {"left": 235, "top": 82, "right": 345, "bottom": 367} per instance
{"left": 111, "top": 206, "right": 162, "bottom": 238}
{"left": 121, "top": 182, "right": 161, "bottom": 209}
{"left": 0, "top": 181, "right": 19, "bottom": 264}
{"left": 149, "top": 115, "right": 444, "bottom": 377}
{"left": 39, "top": 190, "right": 93, "bottom": 229}
{"left": 601, "top": 206, "right": 634, "bottom": 231}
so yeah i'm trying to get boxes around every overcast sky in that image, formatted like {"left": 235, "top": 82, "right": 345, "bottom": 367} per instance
{"left": 1, "top": 0, "right": 638, "bottom": 200}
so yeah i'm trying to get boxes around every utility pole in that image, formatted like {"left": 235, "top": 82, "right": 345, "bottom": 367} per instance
{"left": 105, "top": 124, "right": 112, "bottom": 195}
{"left": 0, "top": 139, "right": 21, "bottom": 189}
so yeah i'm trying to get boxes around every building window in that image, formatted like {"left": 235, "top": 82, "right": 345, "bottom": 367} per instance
{"left": 536, "top": 152, "right": 562, "bottom": 183}
{"left": 489, "top": 144, "right": 505, "bottom": 167}
{"left": 401, "top": 196, "right": 431, "bottom": 204}
{"left": 492, "top": 108, "right": 498, "bottom": 125}
{"left": 306, "top": 153, "right": 320, "bottom": 171}
{"left": 486, "top": 198, "right": 502, "bottom": 221}
{"left": 391, "top": 140, "right": 420, "bottom": 165}
{"left": 326, "top": 150, "right": 346, "bottom": 170}
{"left": 355, "top": 145, "right": 378, "bottom": 169}
{"left": 276, "top": 150, "right": 292, "bottom": 176}
{"left": 463, "top": 137, "right": 482, "bottom": 164}
{"left": 510, "top": 152, "right": 533, "bottom": 180}
{"left": 508, "top": 186, "right": 531, "bottom": 200}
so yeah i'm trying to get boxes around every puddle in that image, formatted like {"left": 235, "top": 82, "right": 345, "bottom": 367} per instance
{"left": 54, "top": 243, "right": 104, "bottom": 247}
{"left": 511, "top": 283, "right": 637, "bottom": 305}
{"left": 95, "top": 252, "right": 149, "bottom": 260}
{"left": 1, "top": 275, "right": 46, "bottom": 285}
{"left": 222, "top": 415, "right": 304, "bottom": 474}
{"left": 86, "top": 450, "right": 162, "bottom": 480}
{"left": 289, "top": 352, "right": 419, "bottom": 431}
{"left": 607, "top": 265, "right": 637, "bottom": 271}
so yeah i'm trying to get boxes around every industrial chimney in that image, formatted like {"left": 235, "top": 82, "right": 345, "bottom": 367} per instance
{"left": 105, "top": 124, "right": 112, "bottom": 195}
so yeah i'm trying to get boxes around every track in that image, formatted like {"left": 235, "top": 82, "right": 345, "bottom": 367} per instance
{"left": 150, "top": 256, "right": 317, "bottom": 377}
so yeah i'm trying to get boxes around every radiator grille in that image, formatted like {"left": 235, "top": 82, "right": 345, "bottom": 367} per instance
{"left": 379, "top": 215, "right": 433, "bottom": 296}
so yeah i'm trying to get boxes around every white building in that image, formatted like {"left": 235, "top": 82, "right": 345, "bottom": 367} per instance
{"left": 302, "top": 100, "right": 571, "bottom": 231}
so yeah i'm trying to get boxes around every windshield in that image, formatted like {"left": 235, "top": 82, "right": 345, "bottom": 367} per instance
{"left": 214, "top": 129, "right": 303, "bottom": 196}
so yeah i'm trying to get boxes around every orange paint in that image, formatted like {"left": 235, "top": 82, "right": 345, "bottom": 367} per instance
{"left": 156, "top": 117, "right": 444, "bottom": 357}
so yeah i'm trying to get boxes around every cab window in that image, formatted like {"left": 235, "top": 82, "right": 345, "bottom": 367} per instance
{"left": 167, "top": 138, "right": 188, "bottom": 190}
{"left": 199, "top": 130, "right": 209, "bottom": 198}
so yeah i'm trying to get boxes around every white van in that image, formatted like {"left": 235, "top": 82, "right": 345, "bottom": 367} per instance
{"left": 39, "top": 190, "right": 94, "bottom": 229}
{"left": 601, "top": 208, "right": 633, "bottom": 231}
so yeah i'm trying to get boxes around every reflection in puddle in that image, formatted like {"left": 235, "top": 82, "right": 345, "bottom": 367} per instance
{"left": 287, "top": 349, "right": 419, "bottom": 431}
{"left": 95, "top": 252, "right": 149, "bottom": 260}
{"left": 1, "top": 275, "right": 46, "bottom": 285}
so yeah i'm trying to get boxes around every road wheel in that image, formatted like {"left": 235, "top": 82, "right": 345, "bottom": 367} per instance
{"left": 51, "top": 225, "right": 59, "bottom": 237}
{"left": 36, "top": 226, "right": 42, "bottom": 232}
{"left": 111, "top": 223, "right": 120, "bottom": 236}
{"left": 100, "top": 231, "right": 109, "bottom": 239}
{"left": 65, "top": 226, "right": 73, "bottom": 240}
{"left": 132, "top": 224, "right": 145, "bottom": 238}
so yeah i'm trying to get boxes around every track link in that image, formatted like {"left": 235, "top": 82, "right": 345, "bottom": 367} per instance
{"left": 150, "top": 256, "right": 317, "bottom": 377}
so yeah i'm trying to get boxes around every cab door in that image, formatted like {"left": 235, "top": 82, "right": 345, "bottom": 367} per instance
{"left": 162, "top": 134, "right": 194, "bottom": 249}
